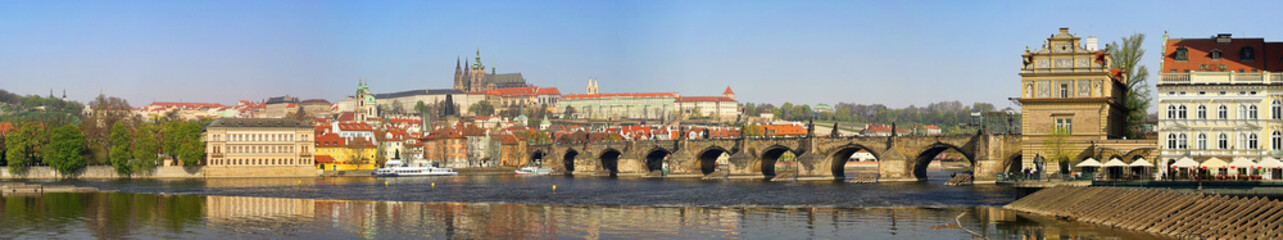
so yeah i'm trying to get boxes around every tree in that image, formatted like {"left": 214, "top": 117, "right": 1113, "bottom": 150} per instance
{"left": 108, "top": 121, "right": 134, "bottom": 175}
{"left": 81, "top": 93, "right": 133, "bottom": 165}
{"left": 1042, "top": 127, "right": 1072, "bottom": 174}
{"left": 6, "top": 123, "right": 45, "bottom": 174}
{"left": 415, "top": 100, "right": 429, "bottom": 115}
{"left": 45, "top": 124, "right": 87, "bottom": 175}
{"left": 132, "top": 122, "right": 160, "bottom": 172}
{"left": 1108, "top": 33, "right": 1152, "bottom": 139}
{"left": 468, "top": 101, "right": 495, "bottom": 116}
{"left": 173, "top": 121, "right": 205, "bottom": 166}
{"left": 390, "top": 100, "right": 405, "bottom": 115}
{"left": 564, "top": 106, "right": 577, "bottom": 118}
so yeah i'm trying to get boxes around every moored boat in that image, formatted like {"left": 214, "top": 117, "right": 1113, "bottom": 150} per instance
{"left": 373, "top": 160, "right": 458, "bottom": 177}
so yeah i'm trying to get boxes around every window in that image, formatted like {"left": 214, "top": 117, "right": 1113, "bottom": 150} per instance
{"left": 1175, "top": 46, "right": 1189, "bottom": 61}
{"left": 1239, "top": 105, "right": 1248, "bottom": 119}
{"left": 1197, "top": 105, "right": 1207, "bottom": 119}
{"left": 1060, "top": 84, "right": 1070, "bottom": 98}
{"left": 1240, "top": 133, "right": 1248, "bottom": 150}
{"left": 1249, "top": 105, "right": 1258, "bottom": 119}
{"left": 1219, "top": 105, "right": 1229, "bottom": 119}
{"left": 1211, "top": 49, "right": 1222, "bottom": 60}
{"left": 1178, "top": 133, "right": 1188, "bottom": 149}
{"left": 1250, "top": 133, "right": 1259, "bottom": 149}
{"left": 1273, "top": 100, "right": 1281, "bottom": 119}
{"left": 1219, "top": 133, "right": 1229, "bottom": 149}
{"left": 1167, "top": 133, "right": 1177, "bottom": 149}
{"left": 1242, "top": 46, "right": 1255, "bottom": 61}
{"left": 1178, "top": 105, "right": 1187, "bottom": 119}
{"left": 1055, "top": 118, "right": 1073, "bottom": 133}
{"left": 1167, "top": 105, "right": 1177, "bottom": 119}
{"left": 1198, "top": 133, "right": 1208, "bottom": 150}
{"left": 1273, "top": 131, "right": 1281, "bottom": 151}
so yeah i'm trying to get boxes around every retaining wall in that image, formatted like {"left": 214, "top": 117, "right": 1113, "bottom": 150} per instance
{"left": 1006, "top": 186, "right": 1283, "bottom": 239}
{"left": 0, "top": 165, "right": 320, "bottom": 179}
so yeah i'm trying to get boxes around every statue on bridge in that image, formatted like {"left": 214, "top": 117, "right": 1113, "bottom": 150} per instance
{"left": 806, "top": 119, "right": 815, "bottom": 137}
{"left": 831, "top": 122, "right": 840, "bottom": 137}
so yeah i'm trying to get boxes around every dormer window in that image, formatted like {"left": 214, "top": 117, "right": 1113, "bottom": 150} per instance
{"left": 1241, "top": 46, "right": 1255, "bottom": 61}
{"left": 1210, "top": 49, "right": 1222, "bottom": 60}
{"left": 1175, "top": 46, "right": 1188, "bottom": 61}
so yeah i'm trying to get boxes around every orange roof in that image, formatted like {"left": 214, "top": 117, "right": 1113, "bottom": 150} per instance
{"left": 922, "top": 125, "right": 940, "bottom": 130}
{"left": 723, "top": 86, "right": 734, "bottom": 95}
{"left": 314, "top": 155, "right": 335, "bottom": 164}
{"left": 148, "top": 102, "right": 228, "bottom": 109}
{"left": 337, "top": 112, "right": 355, "bottom": 122}
{"left": 863, "top": 125, "right": 908, "bottom": 133}
{"left": 336, "top": 122, "right": 373, "bottom": 131}
{"left": 562, "top": 92, "right": 677, "bottom": 100}
{"left": 677, "top": 96, "right": 735, "bottom": 102}
{"left": 0, "top": 122, "right": 14, "bottom": 135}
{"left": 470, "top": 86, "right": 561, "bottom": 97}
{"left": 315, "top": 133, "right": 346, "bottom": 147}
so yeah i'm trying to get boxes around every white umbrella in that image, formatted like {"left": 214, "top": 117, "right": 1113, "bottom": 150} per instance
{"left": 1172, "top": 157, "right": 1199, "bottom": 168}
{"left": 1229, "top": 157, "right": 1257, "bottom": 169}
{"left": 1259, "top": 157, "right": 1283, "bottom": 169}
{"left": 1076, "top": 158, "right": 1103, "bottom": 168}
{"left": 1129, "top": 158, "right": 1154, "bottom": 167}
{"left": 1202, "top": 157, "right": 1229, "bottom": 169}
{"left": 1103, "top": 158, "right": 1129, "bottom": 168}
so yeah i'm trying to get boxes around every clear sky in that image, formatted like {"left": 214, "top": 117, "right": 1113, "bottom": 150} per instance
{"left": 3, "top": 0, "right": 1281, "bottom": 109}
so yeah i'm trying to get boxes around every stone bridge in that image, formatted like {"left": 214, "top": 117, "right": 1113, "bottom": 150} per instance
{"left": 528, "top": 134, "right": 1022, "bottom": 183}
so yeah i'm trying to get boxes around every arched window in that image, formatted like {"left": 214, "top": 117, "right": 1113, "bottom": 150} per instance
{"left": 1175, "top": 46, "right": 1189, "bottom": 61}
{"left": 1167, "top": 133, "right": 1178, "bottom": 149}
{"left": 1211, "top": 49, "right": 1223, "bottom": 60}
{"left": 1273, "top": 131, "right": 1282, "bottom": 151}
{"left": 1218, "top": 133, "right": 1229, "bottom": 149}
{"left": 1273, "top": 100, "right": 1281, "bottom": 120}
{"left": 1250, "top": 133, "right": 1260, "bottom": 149}
{"left": 1178, "top": 133, "right": 1188, "bottom": 149}
{"left": 1198, "top": 133, "right": 1208, "bottom": 150}
{"left": 1219, "top": 105, "right": 1229, "bottom": 119}
{"left": 1239, "top": 133, "right": 1249, "bottom": 150}
{"left": 1249, "top": 105, "right": 1259, "bottom": 119}
{"left": 1179, "top": 105, "right": 1188, "bottom": 119}
{"left": 1198, "top": 105, "right": 1207, "bottom": 119}
{"left": 1239, "top": 105, "right": 1249, "bottom": 119}
{"left": 1167, "top": 105, "right": 1177, "bottom": 119}
{"left": 1242, "top": 46, "right": 1255, "bottom": 61}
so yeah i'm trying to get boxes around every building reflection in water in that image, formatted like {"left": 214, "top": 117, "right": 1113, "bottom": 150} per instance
{"left": 0, "top": 193, "right": 1171, "bottom": 239}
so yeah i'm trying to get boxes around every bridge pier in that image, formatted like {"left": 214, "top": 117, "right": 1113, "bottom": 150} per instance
{"left": 792, "top": 152, "right": 838, "bottom": 181}
{"left": 725, "top": 151, "right": 766, "bottom": 180}
{"left": 877, "top": 158, "right": 917, "bottom": 182}
{"left": 971, "top": 158, "right": 1001, "bottom": 184}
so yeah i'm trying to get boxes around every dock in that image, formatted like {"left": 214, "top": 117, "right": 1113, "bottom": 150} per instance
{"left": 1, "top": 182, "right": 103, "bottom": 196}
{"left": 1006, "top": 186, "right": 1283, "bottom": 239}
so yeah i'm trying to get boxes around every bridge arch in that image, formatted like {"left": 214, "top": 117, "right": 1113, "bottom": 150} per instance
{"left": 599, "top": 148, "right": 623, "bottom": 177}
{"left": 759, "top": 145, "right": 798, "bottom": 178}
{"left": 563, "top": 149, "right": 579, "bottom": 173}
{"left": 644, "top": 147, "right": 672, "bottom": 172}
{"left": 828, "top": 144, "right": 881, "bottom": 179}
{"left": 530, "top": 150, "right": 546, "bottom": 167}
{"left": 697, "top": 146, "right": 731, "bottom": 175}
{"left": 911, "top": 143, "right": 972, "bottom": 181}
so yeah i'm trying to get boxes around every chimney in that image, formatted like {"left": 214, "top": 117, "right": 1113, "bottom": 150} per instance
{"left": 1216, "top": 33, "right": 1232, "bottom": 44}
{"left": 1085, "top": 36, "right": 1098, "bottom": 51}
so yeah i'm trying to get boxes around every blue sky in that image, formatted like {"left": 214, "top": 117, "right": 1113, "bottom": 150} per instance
{"left": 2, "top": 0, "right": 1281, "bottom": 109}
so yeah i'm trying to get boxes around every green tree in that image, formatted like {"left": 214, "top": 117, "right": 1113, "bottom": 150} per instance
{"left": 44, "top": 124, "right": 87, "bottom": 175}
{"left": 563, "top": 106, "right": 577, "bottom": 118}
{"left": 132, "top": 122, "right": 160, "bottom": 172}
{"left": 1042, "top": 127, "right": 1072, "bottom": 173}
{"left": 173, "top": 121, "right": 205, "bottom": 166}
{"left": 1107, "top": 33, "right": 1152, "bottom": 139}
{"left": 415, "top": 100, "right": 428, "bottom": 115}
{"left": 6, "top": 123, "right": 45, "bottom": 174}
{"left": 109, "top": 121, "right": 134, "bottom": 175}
{"left": 468, "top": 101, "right": 496, "bottom": 116}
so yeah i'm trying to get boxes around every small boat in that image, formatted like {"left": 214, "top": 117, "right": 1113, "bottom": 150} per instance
{"left": 515, "top": 166, "right": 554, "bottom": 175}
{"left": 373, "top": 160, "right": 458, "bottom": 177}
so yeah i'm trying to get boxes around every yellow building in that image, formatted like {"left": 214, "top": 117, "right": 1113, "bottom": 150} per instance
{"left": 204, "top": 118, "right": 319, "bottom": 177}
{"left": 1018, "top": 28, "right": 1129, "bottom": 174}
{"left": 314, "top": 133, "right": 379, "bottom": 171}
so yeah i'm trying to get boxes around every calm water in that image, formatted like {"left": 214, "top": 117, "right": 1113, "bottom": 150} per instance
{"left": 2, "top": 171, "right": 1169, "bottom": 239}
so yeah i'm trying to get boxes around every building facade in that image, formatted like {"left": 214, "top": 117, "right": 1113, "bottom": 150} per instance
{"left": 205, "top": 118, "right": 315, "bottom": 168}
{"left": 1158, "top": 33, "right": 1283, "bottom": 172}
{"left": 1017, "top": 28, "right": 1128, "bottom": 173}
{"left": 454, "top": 49, "right": 528, "bottom": 92}
{"left": 558, "top": 92, "right": 678, "bottom": 120}
{"left": 676, "top": 87, "right": 739, "bottom": 122}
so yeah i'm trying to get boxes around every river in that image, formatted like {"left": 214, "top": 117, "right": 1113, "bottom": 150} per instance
{"left": 1, "top": 171, "right": 1168, "bottom": 239}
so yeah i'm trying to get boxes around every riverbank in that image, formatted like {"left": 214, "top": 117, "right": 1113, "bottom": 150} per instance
{"left": 1, "top": 166, "right": 521, "bottom": 179}
{"left": 1005, "top": 186, "right": 1283, "bottom": 239}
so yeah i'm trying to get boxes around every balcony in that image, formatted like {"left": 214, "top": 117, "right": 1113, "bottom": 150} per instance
{"left": 210, "top": 153, "right": 224, "bottom": 158}
{"left": 299, "top": 154, "right": 313, "bottom": 158}
{"left": 1160, "top": 71, "right": 1283, "bottom": 85}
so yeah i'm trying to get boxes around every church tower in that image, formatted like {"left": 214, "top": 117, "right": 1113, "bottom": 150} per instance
{"left": 355, "top": 79, "right": 377, "bottom": 123}
{"left": 468, "top": 48, "right": 487, "bottom": 92}
{"left": 453, "top": 57, "right": 464, "bottom": 91}
{"left": 586, "top": 78, "right": 600, "bottom": 95}
{"left": 722, "top": 86, "right": 735, "bottom": 100}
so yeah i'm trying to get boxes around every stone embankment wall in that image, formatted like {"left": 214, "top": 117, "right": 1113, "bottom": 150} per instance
{"left": 1006, "top": 187, "right": 1283, "bottom": 239}
{"left": 0, "top": 166, "right": 320, "bottom": 179}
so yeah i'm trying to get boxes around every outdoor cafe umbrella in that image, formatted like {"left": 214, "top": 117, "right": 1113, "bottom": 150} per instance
{"left": 1102, "top": 158, "right": 1129, "bottom": 167}
{"left": 1129, "top": 158, "right": 1154, "bottom": 167}
{"left": 1172, "top": 157, "right": 1199, "bottom": 168}
{"left": 1076, "top": 158, "right": 1103, "bottom": 168}
{"left": 1202, "top": 158, "right": 1229, "bottom": 175}
{"left": 1229, "top": 157, "right": 1258, "bottom": 170}
{"left": 1258, "top": 157, "right": 1283, "bottom": 169}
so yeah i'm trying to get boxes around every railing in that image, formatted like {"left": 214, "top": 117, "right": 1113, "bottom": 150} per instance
{"left": 1160, "top": 73, "right": 1190, "bottom": 83}
{"left": 1236, "top": 72, "right": 1263, "bottom": 82}
{"left": 1271, "top": 73, "right": 1283, "bottom": 83}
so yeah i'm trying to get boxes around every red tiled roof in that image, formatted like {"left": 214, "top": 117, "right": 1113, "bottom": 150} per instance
{"left": 470, "top": 86, "right": 561, "bottom": 97}
{"left": 677, "top": 96, "right": 735, "bottom": 102}
{"left": 337, "top": 122, "right": 373, "bottom": 131}
{"left": 314, "top": 155, "right": 335, "bottom": 164}
{"left": 148, "top": 102, "right": 228, "bottom": 109}
{"left": 863, "top": 125, "right": 908, "bottom": 133}
{"left": 1163, "top": 36, "right": 1283, "bottom": 72}
{"left": 723, "top": 86, "right": 734, "bottom": 95}
{"left": 0, "top": 122, "right": 14, "bottom": 135}
{"left": 562, "top": 92, "right": 677, "bottom": 100}
{"left": 315, "top": 133, "right": 346, "bottom": 147}
{"left": 337, "top": 112, "right": 355, "bottom": 122}
{"left": 922, "top": 125, "right": 940, "bottom": 129}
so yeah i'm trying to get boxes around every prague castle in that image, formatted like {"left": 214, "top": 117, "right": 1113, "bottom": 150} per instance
{"left": 454, "top": 49, "right": 528, "bottom": 92}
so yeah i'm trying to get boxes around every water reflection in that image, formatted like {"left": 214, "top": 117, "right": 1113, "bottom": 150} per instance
{"left": 1, "top": 192, "right": 1168, "bottom": 239}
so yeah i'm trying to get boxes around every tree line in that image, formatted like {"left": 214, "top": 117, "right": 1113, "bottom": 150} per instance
{"left": 1, "top": 92, "right": 207, "bottom": 177}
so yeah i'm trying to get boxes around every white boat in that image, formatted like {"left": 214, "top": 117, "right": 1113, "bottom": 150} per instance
{"left": 515, "top": 166, "right": 554, "bottom": 175}
{"left": 373, "top": 160, "right": 458, "bottom": 177}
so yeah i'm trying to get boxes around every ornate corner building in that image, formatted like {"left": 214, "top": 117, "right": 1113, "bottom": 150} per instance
{"left": 1017, "top": 28, "right": 1130, "bottom": 172}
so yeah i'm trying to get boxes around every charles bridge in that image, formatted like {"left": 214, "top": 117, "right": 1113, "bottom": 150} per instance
{"left": 528, "top": 133, "right": 1024, "bottom": 183}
